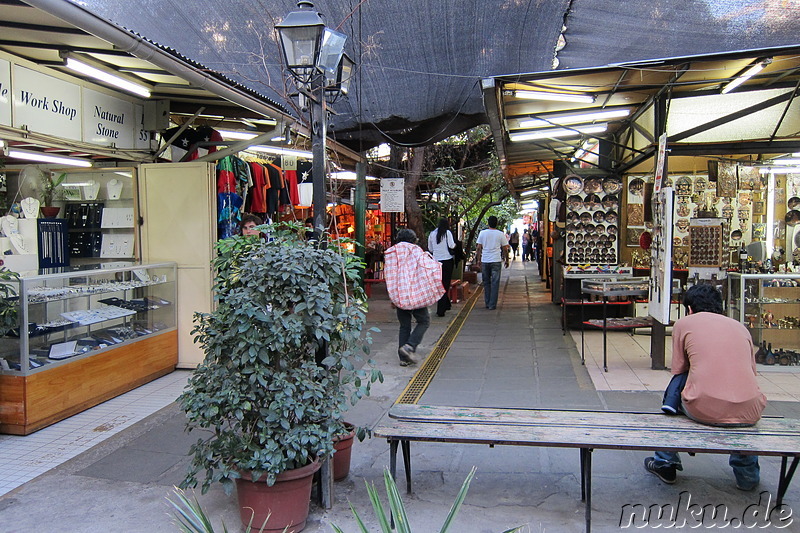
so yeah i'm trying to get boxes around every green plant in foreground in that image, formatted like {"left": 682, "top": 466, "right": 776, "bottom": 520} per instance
{"left": 179, "top": 223, "right": 382, "bottom": 494}
{"left": 167, "top": 487, "right": 285, "bottom": 533}
{"left": 332, "top": 467, "right": 524, "bottom": 533}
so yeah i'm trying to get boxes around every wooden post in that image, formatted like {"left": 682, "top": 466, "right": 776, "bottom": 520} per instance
{"left": 650, "top": 320, "right": 667, "bottom": 370}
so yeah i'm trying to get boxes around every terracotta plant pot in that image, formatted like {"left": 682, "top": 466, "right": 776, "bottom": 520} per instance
{"left": 235, "top": 459, "right": 321, "bottom": 533}
{"left": 333, "top": 424, "right": 356, "bottom": 481}
{"left": 40, "top": 206, "right": 61, "bottom": 218}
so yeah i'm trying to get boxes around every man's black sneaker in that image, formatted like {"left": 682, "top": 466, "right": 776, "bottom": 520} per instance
{"left": 398, "top": 344, "right": 417, "bottom": 366}
{"left": 644, "top": 457, "right": 677, "bottom": 484}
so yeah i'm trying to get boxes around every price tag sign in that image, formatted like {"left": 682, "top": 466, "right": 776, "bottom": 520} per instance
{"left": 380, "top": 178, "right": 405, "bottom": 213}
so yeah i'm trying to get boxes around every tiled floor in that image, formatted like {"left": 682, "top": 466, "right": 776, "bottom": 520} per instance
{"left": 0, "top": 370, "right": 189, "bottom": 497}
{"left": 574, "top": 328, "right": 800, "bottom": 401}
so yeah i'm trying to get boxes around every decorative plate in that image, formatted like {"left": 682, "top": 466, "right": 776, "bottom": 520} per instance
{"left": 567, "top": 195, "right": 583, "bottom": 210}
{"left": 593, "top": 211, "right": 605, "bottom": 223}
{"left": 563, "top": 175, "right": 584, "bottom": 195}
{"left": 583, "top": 178, "right": 603, "bottom": 194}
{"left": 602, "top": 177, "right": 622, "bottom": 194}
{"left": 584, "top": 193, "right": 602, "bottom": 210}
{"left": 605, "top": 211, "right": 618, "bottom": 224}
{"left": 602, "top": 194, "right": 619, "bottom": 209}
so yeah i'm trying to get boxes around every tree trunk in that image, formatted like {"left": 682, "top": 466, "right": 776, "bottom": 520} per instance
{"left": 405, "top": 147, "right": 426, "bottom": 248}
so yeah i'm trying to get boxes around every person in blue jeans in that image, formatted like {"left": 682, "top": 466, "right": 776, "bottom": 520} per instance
{"left": 645, "top": 284, "right": 765, "bottom": 490}
{"left": 475, "top": 216, "right": 509, "bottom": 310}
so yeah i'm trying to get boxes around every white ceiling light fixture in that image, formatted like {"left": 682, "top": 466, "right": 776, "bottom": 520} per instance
{"left": 63, "top": 55, "right": 151, "bottom": 98}
{"left": 218, "top": 130, "right": 259, "bottom": 140}
{"left": 759, "top": 166, "right": 800, "bottom": 174}
{"left": 771, "top": 159, "right": 800, "bottom": 165}
{"left": 248, "top": 145, "right": 313, "bottom": 158}
{"left": 7, "top": 147, "right": 93, "bottom": 167}
{"left": 721, "top": 58, "right": 772, "bottom": 95}
{"left": 520, "top": 189, "right": 539, "bottom": 197}
{"left": 513, "top": 90, "right": 595, "bottom": 104}
{"left": 510, "top": 124, "right": 607, "bottom": 142}
{"left": 517, "top": 108, "right": 630, "bottom": 129}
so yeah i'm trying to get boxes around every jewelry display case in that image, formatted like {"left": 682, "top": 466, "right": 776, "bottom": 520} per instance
{"left": 60, "top": 168, "right": 138, "bottom": 263}
{"left": 728, "top": 273, "right": 800, "bottom": 365}
{"left": 0, "top": 262, "right": 177, "bottom": 434}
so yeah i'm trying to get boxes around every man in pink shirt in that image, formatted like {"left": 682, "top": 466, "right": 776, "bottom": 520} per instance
{"left": 644, "top": 284, "right": 766, "bottom": 490}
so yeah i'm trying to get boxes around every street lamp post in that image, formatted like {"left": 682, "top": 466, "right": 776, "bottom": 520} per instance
{"left": 277, "top": 1, "right": 351, "bottom": 238}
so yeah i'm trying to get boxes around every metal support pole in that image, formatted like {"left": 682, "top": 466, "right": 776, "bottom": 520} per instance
{"left": 310, "top": 72, "right": 327, "bottom": 238}
{"left": 355, "top": 162, "right": 367, "bottom": 260}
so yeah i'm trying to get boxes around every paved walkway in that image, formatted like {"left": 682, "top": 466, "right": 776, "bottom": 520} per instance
{"left": 1, "top": 261, "right": 798, "bottom": 532}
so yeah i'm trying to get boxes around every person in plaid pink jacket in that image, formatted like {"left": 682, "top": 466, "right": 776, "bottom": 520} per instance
{"left": 384, "top": 228, "right": 444, "bottom": 366}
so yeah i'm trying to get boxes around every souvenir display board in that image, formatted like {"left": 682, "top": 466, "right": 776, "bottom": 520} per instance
{"left": 688, "top": 218, "right": 725, "bottom": 268}
{"left": 564, "top": 174, "right": 622, "bottom": 265}
{"left": 649, "top": 188, "right": 674, "bottom": 324}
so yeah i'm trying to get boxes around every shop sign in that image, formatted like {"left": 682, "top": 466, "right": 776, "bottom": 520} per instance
{"left": 0, "top": 58, "right": 10, "bottom": 126}
{"left": 134, "top": 104, "right": 150, "bottom": 149}
{"left": 12, "top": 65, "right": 81, "bottom": 141}
{"left": 83, "top": 88, "right": 134, "bottom": 147}
{"left": 380, "top": 177, "right": 404, "bottom": 212}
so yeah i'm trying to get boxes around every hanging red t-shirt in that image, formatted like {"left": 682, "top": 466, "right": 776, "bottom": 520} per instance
{"left": 246, "top": 162, "right": 268, "bottom": 213}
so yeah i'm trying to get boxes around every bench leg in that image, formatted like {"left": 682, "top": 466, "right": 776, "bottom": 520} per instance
{"left": 580, "top": 448, "right": 593, "bottom": 533}
{"left": 778, "top": 456, "right": 800, "bottom": 507}
{"left": 401, "top": 440, "right": 412, "bottom": 493}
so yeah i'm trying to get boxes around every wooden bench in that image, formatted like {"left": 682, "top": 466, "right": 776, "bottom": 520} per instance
{"left": 449, "top": 280, "right": 470, "bottom": 303}
{"left": 374, "top": 404, "right": 800, "bottom": 532}
{"left": 364, "top": 278, "right": 385, "bottom": 298}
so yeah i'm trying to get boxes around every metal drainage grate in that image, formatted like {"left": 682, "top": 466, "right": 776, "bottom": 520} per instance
{"left": 395, "top": 286, "right": 483, "bottom": 405}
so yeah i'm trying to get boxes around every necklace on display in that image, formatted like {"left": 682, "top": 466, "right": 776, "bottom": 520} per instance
{"left": 9, "top": 233, "right": 29, "bottom": 254}
{"left": 20, "top": 197, "right": 40, "bottom": 219}
{"left": 84, "top": 179, "right": 100, "bottom": 200}
{"left": 106, "top": 179, "right": 123, "bottom": 200}
{"left": 1, "top": 215, "right": 20, "bottom": 237}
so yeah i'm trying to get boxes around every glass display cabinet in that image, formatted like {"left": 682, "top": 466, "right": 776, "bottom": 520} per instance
{"left": 728, "top": 273, "right": 800, "bottom": 365}
{"left": 0, "top": 262, "right": 177, "bottom": 434}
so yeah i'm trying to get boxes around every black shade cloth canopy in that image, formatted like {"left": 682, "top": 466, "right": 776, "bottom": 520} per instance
{"left": 68, "top": 0, "right": 800, "bottom": 151}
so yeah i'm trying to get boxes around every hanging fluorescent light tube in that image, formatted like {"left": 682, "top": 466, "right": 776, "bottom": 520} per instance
{"left": 721, "top": 58, "right": 771, "bottom": 95}
{"left": 759, "top": 167, "right": 800, "bottom": 174}
{"left": 510, "top": 124, "right": 607, "bottom": 142}
{"left": 249, "top": 145, "right": 313, "bottom": 158}
{"left": 520, "top": 189, "right": 539, "bottom": 197}
{"left": 8, "top": 148, "right": 93, "bottom": 167}
{"left": 64, "top": 57, "right": 151, "bottom": 98}
{"left": 514, "top": 90, "right": 595, "bottom": 103}
{"left": 218, "top": 130, "right": 258, "bottom": 140}
{"left": 518, "top": 108, "right": 630, "bottom": 129}
{"left": 771, "top": 159, "right": 800, "bottom": 165}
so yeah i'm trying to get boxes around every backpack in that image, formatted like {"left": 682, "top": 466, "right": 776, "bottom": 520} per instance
{"left": 384, "top": 242, "right": 444, "bottom": 310}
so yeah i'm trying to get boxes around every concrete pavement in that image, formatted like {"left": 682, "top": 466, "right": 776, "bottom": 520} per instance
{"left": 1, "top": 261, "right": 798, "bottom": 532}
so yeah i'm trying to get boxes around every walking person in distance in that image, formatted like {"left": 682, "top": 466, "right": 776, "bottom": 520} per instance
{"left": 428, "top": 218, "right": 456, "bottom": 317}
{"left": 384, "top": 228, "right": 444, "bottom": 366}
{"left": 475, "top": 216, "right": 510, "bottom": 310}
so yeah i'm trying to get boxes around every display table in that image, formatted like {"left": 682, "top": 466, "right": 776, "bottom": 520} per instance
{"left": 580, "top": 278, "right": 650, "bottom": 372}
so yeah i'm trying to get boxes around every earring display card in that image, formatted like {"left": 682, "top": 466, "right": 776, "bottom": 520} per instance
{"left": 100, "top": 207, "right": 135, "bottom": 228}
{"left": 100, "top": 232, "right": 135, "bottom": 258}
{"left": 65, "top": 203, "right": 104, "bottom": 229}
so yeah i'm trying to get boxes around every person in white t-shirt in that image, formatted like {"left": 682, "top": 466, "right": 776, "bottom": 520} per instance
{"left": 427, "top": 218, "right": 456, "bottom": 317}
{"left": 475, "top": 216, "right": 509, "bottom": 310}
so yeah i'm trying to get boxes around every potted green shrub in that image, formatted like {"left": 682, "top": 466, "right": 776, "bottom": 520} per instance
{"left": 179, "top": 223, "right": 381, "bottom": 532}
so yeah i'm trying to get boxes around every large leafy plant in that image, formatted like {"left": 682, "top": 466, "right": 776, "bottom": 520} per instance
{"left": 179, "top": 223, "right": 381, "bottom": 494}
{"left": 0, "top": 268, "right": 20, "bottom": 337}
